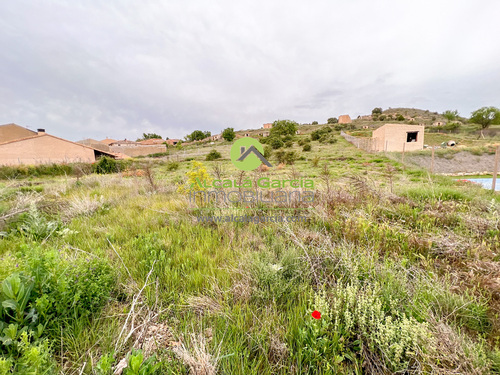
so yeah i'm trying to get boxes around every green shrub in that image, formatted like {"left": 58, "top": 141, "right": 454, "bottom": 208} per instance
{"left": 319, "top": 133, "right": 337, "bottom": 144}
{"left": 10, "top": 205, "right": 62, "bottom": 241}
{"left": 285, "top": 141, "right": 293, "bottom": 148}
{"left": 0, "top": 164, "right": 76, "bottom": 179}
{"left": 147, "top": 152, "right": 169, "bottom": 158}
{"left": 296, "top": 284, "right": 432, "bottom": 372}
{"left": 93, "top": 156, "right": 118, "bottom": 174}
{"left": 263, "top": 145, "right": 273, "bottom": 159}
{"left": 269, "top": 137, "right": 284, "bottom": 150}
{"left": 205, "top": 150, "right": 222, "bottom": 161}
{"left": 275, "top": 150, "right": 297, "bottom": 164}
{"left": 0, "top": 272, "right": 57, "bottom": 372}
{"left": 275, "top": 150, "right": 286, "bottom": 164}
{"left": 297, "top": 137, "right": 311, "bottom": 146}
{"left": 443, "top": 122, "right": 461, "bottom": 133}
{"left": 285, "top": 151, "right": 298, "bottom": 165}
{"left": 303, "top": 144, "right": 312, "bottom": 152}
{"left": 166, "top": 161, "right": 180, "bottom": 171}
{"left": 311, "top": 126, "right": 333, "bottom": 141}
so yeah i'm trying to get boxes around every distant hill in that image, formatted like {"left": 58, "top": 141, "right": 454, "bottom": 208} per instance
{"left": 352, "top": 107, "right": 450, "bottom": 126}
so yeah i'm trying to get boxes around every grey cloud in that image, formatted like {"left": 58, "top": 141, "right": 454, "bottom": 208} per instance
{"left": 1, "top": 0, "right": 499, "bottom": 141}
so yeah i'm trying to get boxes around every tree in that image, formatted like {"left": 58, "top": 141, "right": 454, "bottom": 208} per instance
{"left": 222, "top": 127, "right": 235, "bottom": 142}
{"left": 185, "top": 130, "right": 211, "bottom": 142}
{"left": 470, "top": 106, "right": 500, "bottom": 137}
{"left": 136, "top": 132, "right": 162, "bottom": 141}
{"left": 327, "top": 117, "right": 338, "bottom": 124}
{"left": 270, "top": 120, "right": 299, "bottom": 137}
{"left": 396, "top": 114, "right": 405, "bottom": 121}
{"left": 311, "top": 121, "right": 318, "bottom": 125}
{"left": 443, "top": 110, "right": 459, "bottom": 121}
{"left": 372, "top": 107, "right": 383, "bottom": 115}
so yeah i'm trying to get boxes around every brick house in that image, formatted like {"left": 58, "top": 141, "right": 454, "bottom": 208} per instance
{"left": 338, "top": 115, "right": 352, "bottom": 124}
{"left": 262, "top": 123, "right": 273, "bottom": 129}
{"left": 165, "top": 139, "right": 180, "bottom": 146}
{"left": 138, "top": 138, "right": 165, "bottom": 145}
{"left": 0, "top": 124, "right": 117, "bottom": 166}
{"left": 211, "top": 134, "right": 222, "bottom": 141}
{"left": 372, "top": 124, "right": 425, "bottom": 152}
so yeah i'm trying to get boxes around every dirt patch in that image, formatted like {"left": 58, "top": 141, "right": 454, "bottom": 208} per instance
{"left": 404, "top": 151, "right": 497, "bottom": 174}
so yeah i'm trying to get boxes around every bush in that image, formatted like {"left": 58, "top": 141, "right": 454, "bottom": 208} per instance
{"left": 285, "top": 151, "right": 298, "bottom": 164}
{"left": 285, "top": 141, "right": 293, "bottom": 148}
{"left": 0, "top": 246, "right": 116, "bottom": 372}
{"left": 327, "top": 117, "right": 338, "bottom": 124}
{"left": 166, "top": 161, "right": 179, "bottom": 171}
{"left": 263, "top": 145, "right": 273, "bottom": 159}
{"left": 297, "top": 284, "right": 432, "bottom": 372}
{"left": 311, "top": 121, "right": 318, "bottom": 125}
{"left": 397, "top": 114, "right": 405, "bottom": 121}
{"left": 275, "top": 150, "right": 286, "bottom": 164}
{"left": 269, "top": 137, "right": 284, "bottom": 150}
{"left": 319, "top": 133, "right": 337, "bottom": 144}
{"left": 443, "top": 122, "right": 461, "bottom": 133}
{"left": 303, "top": 144, "right": 312, "bottom": 152}
{"left": 311, "top": 126, "right": 333, "bottom": 141}
{"left": 147, "top": 152, "right": 169, "bottom": 158}
{"left": 205, "top": 149, "right": 222, "bottom": 161}
{"left": 297, "top": 138, "right": 310, "bottom": 146}
{"left": 93, "top": 156, "right": 118, "bottom": 174}
{"left": 0, "top": 164, "right": 76, "bottom": 179}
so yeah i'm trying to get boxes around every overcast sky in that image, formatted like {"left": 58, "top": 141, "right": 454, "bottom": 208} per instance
{"left": 1, "top": 1, "right": 499, "bottom": 141}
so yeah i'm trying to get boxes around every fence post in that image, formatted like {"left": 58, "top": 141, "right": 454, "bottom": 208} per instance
{"left": 401, "top": 142, "right": 406, "bottom": 170}
{"left": 493, "top": 145, "right": 500, "bottom": 192}
{"left": 431, "top": 146, "right": 435, "bottom": 174}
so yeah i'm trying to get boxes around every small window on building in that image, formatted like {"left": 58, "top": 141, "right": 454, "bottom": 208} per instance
{"left": 407, "top": 132, "right": 418, "bottom": 142}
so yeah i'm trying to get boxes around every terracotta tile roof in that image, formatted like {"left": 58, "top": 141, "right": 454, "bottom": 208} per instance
{"left": 100, "top": 138, "right": 118, "bottom": 145}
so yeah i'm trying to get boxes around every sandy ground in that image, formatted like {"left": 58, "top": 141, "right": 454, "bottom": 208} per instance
{"left": 401, "top": 151, "right": 497, "bottom": 174}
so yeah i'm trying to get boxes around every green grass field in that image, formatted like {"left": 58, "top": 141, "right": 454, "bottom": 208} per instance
{"left": 1, "top": 133, "right": 500, "bottom": 374}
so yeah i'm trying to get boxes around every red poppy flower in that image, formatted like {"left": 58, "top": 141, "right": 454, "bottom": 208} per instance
{"left": 311, "top": 310, "right": 321, "bottom": 319}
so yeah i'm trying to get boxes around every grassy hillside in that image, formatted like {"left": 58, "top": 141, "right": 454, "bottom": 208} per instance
{"left": 1, "top": 132, "right": 500, "bottom": 374}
